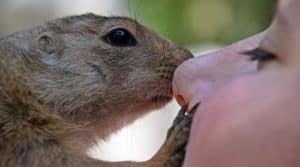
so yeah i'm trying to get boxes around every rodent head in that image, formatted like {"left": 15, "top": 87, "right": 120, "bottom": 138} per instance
{"left": 4, "top": 14, "right": 193, "bottom": 121}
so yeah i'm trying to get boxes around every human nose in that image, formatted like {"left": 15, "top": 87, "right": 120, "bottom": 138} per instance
{"left": 172, "top": 36, "right": 260, "bottom": 108}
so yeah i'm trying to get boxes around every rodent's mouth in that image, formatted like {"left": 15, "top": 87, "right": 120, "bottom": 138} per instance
{"left": 150, "top": 95, "right": 173, "bottom": 103}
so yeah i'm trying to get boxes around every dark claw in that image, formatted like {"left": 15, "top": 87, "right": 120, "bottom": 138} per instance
{"left": 164, "top": 103, "right": 200, "bottom": 167}
{"left": 167, "top": 105, "right": 188, "bottom": 138}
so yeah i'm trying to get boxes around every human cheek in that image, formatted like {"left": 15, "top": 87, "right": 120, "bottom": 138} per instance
{"left": 192, "top": 77, "right": 254, "bottom": 136}
{"left": 184, "top": 77, "right": 264, "bottom": 166}
{"left": 184, "top": 73, "right": 300, "bottom": 167}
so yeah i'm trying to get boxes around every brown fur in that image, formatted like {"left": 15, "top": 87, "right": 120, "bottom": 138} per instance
{"left": 0, "top": 13, "right": 192, "bottom": 167}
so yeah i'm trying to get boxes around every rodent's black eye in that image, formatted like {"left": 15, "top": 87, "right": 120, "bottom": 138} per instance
{"left": 103, "top": 28, "right": 137, "bottom": 47}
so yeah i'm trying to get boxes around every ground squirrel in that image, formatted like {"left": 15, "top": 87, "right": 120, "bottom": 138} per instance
{"left": 0, "top": 13, "right": 194, "bottom": 167}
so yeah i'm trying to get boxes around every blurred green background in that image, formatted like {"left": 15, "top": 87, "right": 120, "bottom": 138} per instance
{"left": 129, "top": 0, "right": 276, "bottom": 46}
{"left": 0, "top": 0, "right": 276, "bottom": 47}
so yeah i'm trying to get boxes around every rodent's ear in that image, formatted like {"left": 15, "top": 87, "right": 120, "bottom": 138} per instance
{"left": 36, "top": 33, "right": 63, "bottom": 54}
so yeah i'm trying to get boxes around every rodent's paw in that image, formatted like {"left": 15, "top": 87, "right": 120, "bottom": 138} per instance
{"left": 164, "top": 103, "right": 199, "bottom": 167}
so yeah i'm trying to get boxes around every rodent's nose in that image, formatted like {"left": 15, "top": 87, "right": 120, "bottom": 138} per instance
{"left": 180, "top": 47, "right": 194, "bottom": 60}
{"left": 175, "top": 47, "right": 193, "bottom": 66}
{"left": 167, "top": 45, "right": 193, "bottom": 67}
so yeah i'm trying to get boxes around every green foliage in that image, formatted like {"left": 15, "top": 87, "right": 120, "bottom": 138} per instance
{"left": 129, "top": 0, "right": 276, "bottom": 46}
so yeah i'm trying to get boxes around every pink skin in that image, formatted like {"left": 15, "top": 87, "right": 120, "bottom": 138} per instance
{"left": 173, "top": 33, "right": 262, "bottom": 109}
{"left": 172, "top": 0, "right": 300, "bottom": 166}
